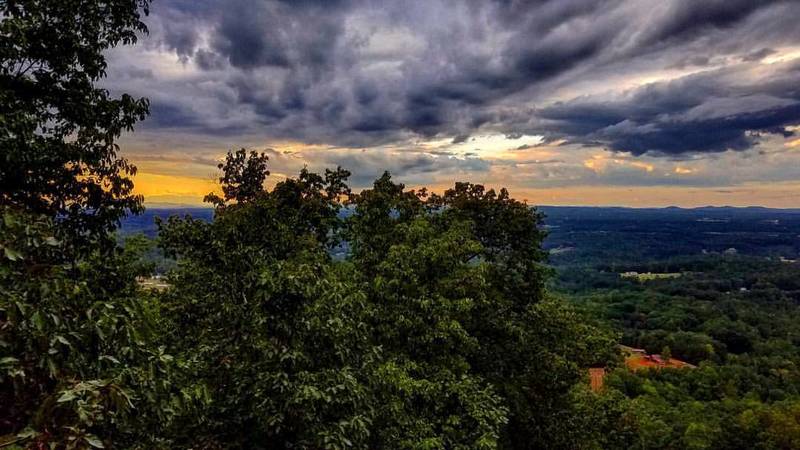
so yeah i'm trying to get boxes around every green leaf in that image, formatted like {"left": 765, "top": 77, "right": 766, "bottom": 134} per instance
{"left": 31, "top": 311, "right": 45, "bottom": 332}
{"left": 3, "top": 212, "right": 18, "bottom": 227}
{"left": 47, "top": 358, "right": 58, "bottom": 377}
{"left": 3, "top": 247, "right": 22, "bottom": 261}
{"left": 99, "top": 355, "right": 120, "bottom": 364}
{"left": 57, "top": 391, "right": 77, "bottom": 403}
{"left": 85, "top": 435, "right": 105, "bottom": 448}
{"left": 16, "top": 428, "right": 38, "bottom": 439}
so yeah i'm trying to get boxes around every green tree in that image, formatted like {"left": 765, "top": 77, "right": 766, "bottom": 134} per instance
{"left": 204, "top": 149, "right": 271, "bottom": 206}
{"left": 0, "top": 0, "right": 150, "bottom": 253}
{"left": 0, "top": 1, "right": 176, "bottom": 448}
{"left": 0, "top": 209, "right": 179, "bottom": 448}
{"left": 157, "top": 158, "right": 619, "bottom": 449}
{"left": 661, "top": 346, "right": 672, "bottom": 362}
{"left": 157, "top": 151, "right": 370, "bottom": 448}
{"left": 347, "top": 173, "right": 618, "bottom": 448}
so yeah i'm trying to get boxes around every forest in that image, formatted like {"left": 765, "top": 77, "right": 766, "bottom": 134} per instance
{"left": 3, "top": 1, "right": 800, "bottom": 449}
{"left": 555, "top": 250, "right": 800, "bottom": 449}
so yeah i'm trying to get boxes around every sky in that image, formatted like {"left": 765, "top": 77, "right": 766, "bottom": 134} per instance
{"left": 105, "top": 0, "right": 800, "bottom": 207}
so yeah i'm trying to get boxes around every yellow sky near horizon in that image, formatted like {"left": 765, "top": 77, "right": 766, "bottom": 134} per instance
{"left": 127, "top": 130, "right": 800, "bottom": 209}
{"left": 125, "top": 128, "right": 800, "bottom": 208}
{"left": 133, "top": 167, "right": 800, "bottom": 208}
{"left": 133, "top": 172, "right": 219, "bottom": 205}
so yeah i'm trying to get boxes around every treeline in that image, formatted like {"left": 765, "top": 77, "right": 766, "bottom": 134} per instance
{"left": 543, "top": 208, "right": 800, "bottom": 267}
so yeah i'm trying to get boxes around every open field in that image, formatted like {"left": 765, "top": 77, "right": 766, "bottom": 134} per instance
{"left": 620, "top": 272, "right": 682, "bottom": 282}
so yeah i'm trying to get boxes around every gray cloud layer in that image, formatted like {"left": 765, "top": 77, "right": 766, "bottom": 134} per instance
{"left": 536, "top": 61, "right": 800, "bottom": 155}
{"left": 107, "top": 0, "right": 800, "bottom": 157}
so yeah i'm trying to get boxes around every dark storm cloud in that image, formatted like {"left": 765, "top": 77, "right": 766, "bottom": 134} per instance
{"left": 208, "top": 0, "right": 347, "bottom": 70}
{"left": 344, "top": 152, "right": 489, "bottom": 181}
{"left": 742, "top": 48, "right": 776, "bottom": 62}
{"left": 536, "top": 62, "right": 800, "bottom": 155}
{"left": 451, "top": 134, "right": 470, "bottom": 144}
{"left": 114, "top": 0, "right": 800, "bottom": 155}
{"left": 146, "top": 102, "right": 203, "bottom": 129}
{"left": 272, "top": 148, "right": 491, "bottom": 186}
{"left": 641, "top": 0, "right": 774, "bottom": 46}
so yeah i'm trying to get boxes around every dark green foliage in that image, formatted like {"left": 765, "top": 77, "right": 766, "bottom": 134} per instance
{"left": 153, "top": 155, "right": 618, "bottom": 449}
{"left": 0, "top": 1, "right": 176, "bottom": 448}
{"left": 561, "top": 254, "right": 800, "bottom": 449}
{"left": 429, "top": 182, "right": 549, "bottom": 305}
{"left": 204, "top": 149, "right": 271, "bottom": 206}
{"left": 348, "top": 173, "right": 618, "bottom": 449}
{"left": 0, "top": 0, "right": 150, "bottom": 254}
{"left": 156, "top": 158, "right": 370, "bottom": 448}
{"left": 542, "top": 206, "right": 800, "bottom": 267}
{"left": 0, "top": 210, "right": 177, "bottom": 448}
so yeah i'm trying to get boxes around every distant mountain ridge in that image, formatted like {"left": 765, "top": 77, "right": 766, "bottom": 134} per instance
{"left": 120, "top": 208, "right": 213, "bottom": 237}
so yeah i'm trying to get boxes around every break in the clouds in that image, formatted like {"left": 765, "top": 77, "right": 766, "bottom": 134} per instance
{"left": 105, "top": 0, "right": 800, "bottom": 205}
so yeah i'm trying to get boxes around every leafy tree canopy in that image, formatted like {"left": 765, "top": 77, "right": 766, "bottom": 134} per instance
{"left": 0, "top": 2, "right": 172, "bottom": 448}
{"left": 0, "top": 0, "right": 151, "bottom": 253}
{"left": 155, "top": 151, "right": 618, "bottom": 449}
